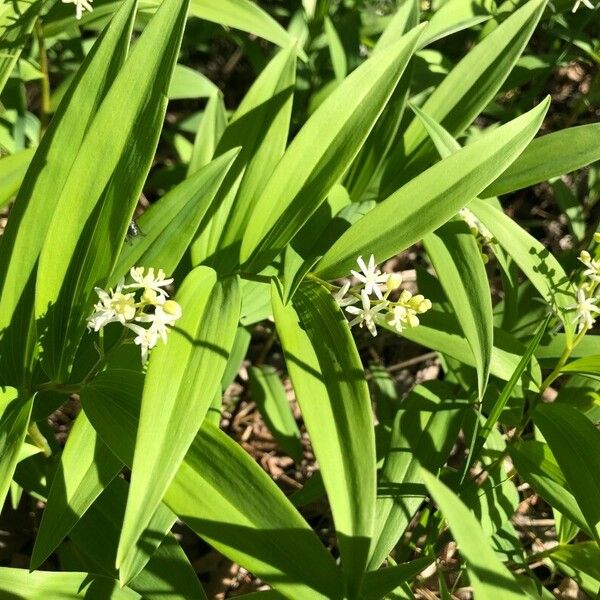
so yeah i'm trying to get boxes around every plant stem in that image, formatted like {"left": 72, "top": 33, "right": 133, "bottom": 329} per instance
{"left": 35, "top": 19, "right": 51, "bottom": 133}
{"left": 28, "top": 422, "right": 52, "bottom": 457}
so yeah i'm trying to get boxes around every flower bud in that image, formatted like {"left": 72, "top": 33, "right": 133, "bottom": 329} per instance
{"left": 386, "top": 272, "right": 403, "bottom": 291}
{"left": 594, "top": 232, "right": 600, "bottom": 244}
{"left": 163, "top": 300, "right": 182, "bottom": 319}
{"left": 142, "top": 288, "right": 159, "bottom": 305}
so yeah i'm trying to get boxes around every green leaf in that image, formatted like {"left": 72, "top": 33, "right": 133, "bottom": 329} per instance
{"left": 422, "top": 469, "right": 527, "bottom": 600}
{"left": 361, "top": 557, "right": 434, "bottom": 600}
{"left": 111, "top": 148, "right": 240, "bottom": 285}
{"left": 470, "top": 198, "right": 576, "bottom": 342}
{"left": 249, "top": 365, "right": 303, "bottom": 462}
{"left": 241, "top": 24, "right": 425, "bottom": 271}
{"left": 117, "top": 269, "right": 241, "bottom": 580}
{"left": 188, "top": 91, "right": 228, "bottom": 175}
{"left": 482, "top": 124, "right": 600, "bottom": 198}
{"left": 0, "top": 388, "right": 32, "bottom": 509}
{"left": 272, "top": 280, "right": 376, "bottom": 596}
{"left": 0, "top": 569, "right": 140, "bottom": 599}
{"left": 534, "top": 403, "right": 600, "bottom": 545}
{"left": 0, "top": 148, "right": 34, "bottom": 209}
{"left": 70, "top": 477, "right": 206, "bottom": 600}
{"left": 0, "top": 0, "right": 137, "bottom": 387}
{"left": 550, "top": 542, "right": 600, "bottom": 594}
{"left": 81, "top": 370, "right": 345, "bottom": 600}
{"left": 0, "top": 1, "right": 43, "bottom": 95}
{"left": 168, "top": 63, "right": 218, "bottom": 99}
{"left": 369, "top": 382, "right": 466, "bottom": 569}
{"left": 35, "top": 0, "right": 189, "bottom": 382}
{"left": 31, "top": 411, "right": 122, "bottom": 569}
{"left": 424, "top": 217, "right": 493, "bottom": 399}
{"left": 315, "top": 99, "right": 549, "bottom": 280}
{"left": 380, "top": 0, "right": 547, "bottom": 194}
{"left": 324, "top": 16, "right": 347, "bottom": 81}
{"left": 422, "top": 0, "right": 491, "bottom": 46}
{"left": 560, "top": 355, "right": 600, "bottom": 378}
{"left": 509, "top": 440, "right": 589, "bottom": 535}
{"left": 193, "top": 45, "right": 297, "bottom": 268}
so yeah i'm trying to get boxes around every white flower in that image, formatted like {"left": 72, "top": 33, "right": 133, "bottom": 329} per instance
{"left": 385, "top": 272, "right": 403, "bottom": 292}
{"left": 62, "top": 0, "right": 93, "bottom": 19}
{"left": 125, "top": 267, "right": 173, "bottom": 298}
{"left": 87, "top": 280, "right": 136, "bottom": 332}
{"left": 572, "top": 0, "right": 595, "bottom": 11}
{"left": 333, "top": 281, "right": 358, "bottom": 307}
{"left": 569, "top": 287, "right": 600, "bottom": 332}
{"left": 579, "top": 250, "right": 600, "bottom": 283}
{"left": 351, "top": 255, "right": 389, "bottom": 300}
{"left": 345, "top": 290, "right": 387, "bottom": 337}
{"left": 136, "top": 299, "right": 182, "bottom": 343}
{"left": 125, "top": 324, "right": 159, "bottom": 365}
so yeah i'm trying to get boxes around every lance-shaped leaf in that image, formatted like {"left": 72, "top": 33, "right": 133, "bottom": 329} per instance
{"left": 111, "top": 148, "right": 240, "bottom": 285}
{"left": 361, "top": 556, "right": 434, "bottom": 600}
{"left": 0, "top": 148, "right": 34, "bottom": 209}
{"left": 0, "top": 388, "right": 32, "bottom": 509}
{"left": 82, "top": 370, "right": 345, "bottom": 599}
{"left": 192, "top": 44, "right": 296, "bottom": 268}
{"left": 534, "top": 403, "right": 600, "bottom": 545}
{"left": 31, "top": 411, "right": 123, "bottom": 569}
{"left": 380, "top": 0, "right": 547, "bottom": 194}
{"left": 560, "top": 355, "right": 600, "bottom": 378}
{"left": 316, "top": 99, "right": 549, "bottom": 280}
{"left": 424, "top": 219, "right": 492, "bottom": 399}
{"left": 422, "top": 469, "right": 529, "bottom": 600}
{"left": 482, "top": 124, "right": 600, "bottom": 197}
{"left": 35, "top": 0, "right": 189, "bottom": 382}
{"left": 369, "top": 382, "right": 466, "bottom": 569}
{"left": 0, "top": 0, "right": 137, "bottom": 387}
{"left": 240, "top": 24, "right": 425, "bottom": 272}
{"left": 272, "top": 280, "right": 376, "bottom": 596}
{"left": 117, "top": 268, "right": 241, "bottom": 580}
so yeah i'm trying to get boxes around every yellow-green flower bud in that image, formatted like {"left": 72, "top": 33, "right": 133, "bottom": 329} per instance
{"left": 163, "top": 300, "right": 182, "bottom": 319}
{"left": 386, "top": 272, "right": 403, "bottom": 291}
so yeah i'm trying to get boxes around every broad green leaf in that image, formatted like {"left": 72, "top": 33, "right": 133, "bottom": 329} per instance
{"left": 560, "top": 355, "right": 600, "bottom": 378}
{"left": 0, "top": 0, "right": 42, "bottom": 95}
{"left": 550, "top": 542, "right": 600, "bottom": 594}
{"left": 70, "top": 477, "right": 206, "bottom": 600}
{"left": 552, "top": 179, "right": 586, "bottom": 242}
{"left": 482, "top": 124, "right": 600, "bottom": 197}
{"left": 0, "top": 388, "right": 32, "bottom": 509}
{"left": 395, "top": 309, "right": 541, "bottom": 388}
{"left": 188, "top": 91, "right": 228, "bottom": 175}
{"left": 0, "top": 0, "right": 137, "bottom": 387}
{"left": 31, "top": 411, "right": 122, "bottom": 569}
{"left": 241, "top": 24, "right": 425, "bottom": 271}
{"left": 111, "top": 148, "right": 240, "bottom": 285}
{"left": 509, "top": 440, "right": 589, "bottom": 535}
{"left": 470, "top": 198, "right": 576, "bottom": 342}
{"left": 361, "top": 557, "right": 434, "bottom": 600}
{"left": 0, "top": 568, "right": 140, "bottom": 599}
{"left": 117, "top": 269, "right": 241, "bottom": 580}
{"left": 380, "top": 0, "right": 547, "bottom": 194}
{"left": 422, "top": 0, "right": 491, "bottom": 46}
{"left": 424, "top": 217, "right": 492, "bottom": 399}
{"left": 249, "top": 365, "right": 303, "bottom": 462}
{"left": 0, "top": 148, "right": 34, "bottom": 209}
{"left": 35, "top": 0, "right": 190, "bottom": 382}
{"left": 168, "top": 63, "right": 218, "bottom": 99}
{"left": 194, "top": 45, "right": 296, "bottom": 268}
{"left": 272, "top": 280, "right": 376, "bottom": 596}
{"left": 369, "top": 382, "right": 466, "bottom": 569}
{"left": 536, "top": 333, "right": 600, "bottom": 366}
{"left": 422, "top": 469, "right": 527, "bottom": 600}
{"left": 324, "top": 16, "right": 347, "bottom": 81}
{"left": 82, "top": 371, "right": 345, "bottom": 600}
{"left": 534, "top": 403, "right": 600, "bottom": 544}
{"left": 316, "top": 99, "right": 549, "bottom": 280}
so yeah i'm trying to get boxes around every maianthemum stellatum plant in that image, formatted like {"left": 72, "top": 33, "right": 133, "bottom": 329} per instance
{"left": 0, "top": 0, "right": 599, "bottom": 597}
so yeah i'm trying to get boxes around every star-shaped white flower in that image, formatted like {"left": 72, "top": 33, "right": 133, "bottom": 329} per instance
{"left": 124, "top": 267, "right": 173, "bottom": 298}
{"left": 579, "top": 250, "right": 600, "bottom": 283}
{"left": 136, "top": 299, "right": 182, "bottom": 343}
{"left": 572, "top": 0, "right": 595, "bottom": 11}
{"left": 125, "top": 323, "right": 159, "bottom": 364}
{"left": 62, "top": 0, "right": 93, "bottom": 20}
{"left": 87, "top": 280, "right": 136, "bottom": 332}
{"left": 333, "top": 281, "right": 358, "bottom": 307}
{"left": 569, "top": 287, "right": 600, "bottom": 332}
{"left": 345, "top": 290, "right": 387, "bottom": 337}
{"left": 351, "top": 255, "right": 389, "bottom": 300}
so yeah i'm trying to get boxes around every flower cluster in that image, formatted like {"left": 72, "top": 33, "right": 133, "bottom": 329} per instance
{"left": 459, "top": 207, "right": 495, "bottom": 263}
{"left": 570, "top": 239, "right": 600, "bottom": 333}
{"left": 333, "top": 255, "right": 431, "bottom": 337}
{"left": 62, "top": 0, "right": 93, "bottom": 20}
{"left": 87, "top": 267, "right": 181, "bottom": 363}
